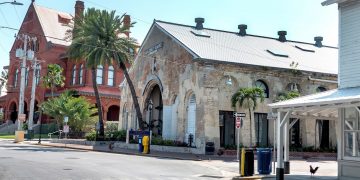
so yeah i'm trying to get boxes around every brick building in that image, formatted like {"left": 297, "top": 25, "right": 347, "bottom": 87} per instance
{"left": 0, "top": 1, "right": 128, "bottom": 127}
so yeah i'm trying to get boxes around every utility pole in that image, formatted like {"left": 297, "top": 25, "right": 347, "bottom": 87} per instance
{"left": 16, "top": 34, "right": 36, "bottom": 130}
{"left": 28, "top": 58, "right": 41, "bottom": 131}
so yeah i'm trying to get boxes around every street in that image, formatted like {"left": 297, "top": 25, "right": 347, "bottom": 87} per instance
{"left": 0, "top": 140, "right": 235, "bottom": 180}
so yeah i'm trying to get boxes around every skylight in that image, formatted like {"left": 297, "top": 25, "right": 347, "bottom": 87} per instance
{"left": 190, "top": 30, "right": 210, "bottom": 38}
{"left": 266, "top": 49, "right": 289, "bottom": 58}
{"left": 295, "top": 45, "right": 315, "bottom": 53}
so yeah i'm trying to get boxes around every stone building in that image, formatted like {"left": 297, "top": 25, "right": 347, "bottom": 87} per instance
{"left": 119, "top": 18, "right": 338, "bottom": 153}
{"left": 0, "top": 1, "right": 129, "bottom": 127}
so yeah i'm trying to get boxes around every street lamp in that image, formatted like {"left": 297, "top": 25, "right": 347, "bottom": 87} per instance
{"left": 0, "top": 1, "right": 23, "bottom": 5}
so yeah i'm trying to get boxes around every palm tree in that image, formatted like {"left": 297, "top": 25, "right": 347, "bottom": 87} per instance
{"left": 0, "top": 69, "right": 8, "bottom": 96}
{"left": 231, "top": 87, "right": 265, "bottom": 147}
{"left": 42, "top": 64, "right": 65, "bottom": 97}
{"left": 68, "top": 8, "right": 143, "bottom": 139}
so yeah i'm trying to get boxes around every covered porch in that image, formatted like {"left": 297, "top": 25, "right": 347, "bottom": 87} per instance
{"left": 269, "top": 87, "right": 360, "bottom": 180}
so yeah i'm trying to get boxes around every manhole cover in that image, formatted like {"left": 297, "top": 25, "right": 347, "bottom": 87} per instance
{"left": 65, "top": 157, "right": 79, "bottom": 160}
{"left": 0, "top": 157, "right": 12, "bottom": 159}
{"left": 63, "top": 168, "right": 72, "bottom": 171}
{"left": 199, "top": 175, "right": 224, "bottom": 179}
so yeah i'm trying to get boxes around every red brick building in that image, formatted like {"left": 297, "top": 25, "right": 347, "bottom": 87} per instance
{"left": 0, "top": 1, "right": 128, "bottom": 125}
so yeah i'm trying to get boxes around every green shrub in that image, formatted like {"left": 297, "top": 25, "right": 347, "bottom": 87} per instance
{"left": 106, "top": 130, "right": 126, "bottom": 141}
{"left": 85, "top": 131, "right": 96, "bottom": 141}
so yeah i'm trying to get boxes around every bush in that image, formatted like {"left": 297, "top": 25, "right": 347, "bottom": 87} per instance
{"left": 106, "top": 130, "right": 126, "bottom": 141}
{"left": 151, "top": 137, "right": 188, "bottom": 147}
{"left": 85, "top": 131, "right": 96, "bottom": 141}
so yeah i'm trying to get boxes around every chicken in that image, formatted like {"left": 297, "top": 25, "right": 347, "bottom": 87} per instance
{"left": 310, "top": 165, "right": 319, "bottom": 176}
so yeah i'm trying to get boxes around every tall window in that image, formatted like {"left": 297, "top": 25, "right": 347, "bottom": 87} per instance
{"left": 25, "top": 67, "right": 29, "bottom": 86}
{"left": 78, "top": 64, "right": 83, "bottom": 84}
{"left": 35, "top": 64, "right": 41, "bottom": 86}
{"left": 96, "top": 65, "right": 103, "bottom": 84}
{"left": 255, "top": 80, "right": 269, "bottom": 98}
{"left": 71, "top": 65, "right": 76, "bottom": 85}
{"left": 108, "top": 66, "right": 114, "bottom": 86}
{"left": 14, "top": 69, "right": 18, "bottom": 87}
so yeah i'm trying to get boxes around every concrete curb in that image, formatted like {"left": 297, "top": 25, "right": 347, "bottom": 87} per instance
{"left": 27, "top": 142, "right": 203, "bottom": 161}
{"left": 232, "top": 175, "right": 275, "bottom": 180}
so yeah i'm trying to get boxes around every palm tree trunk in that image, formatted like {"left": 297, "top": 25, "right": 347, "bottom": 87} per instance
{"left": 51, "top": 84, "right": 54, "bottom": 98}
{"left": 120, "top": 62, "right": 144, "bottom": 130}
{"left": 91, "top": 68, "right": 104, "bottom": 139}
{"left": 249, "top": 108, "right": 252, "bottom": 148}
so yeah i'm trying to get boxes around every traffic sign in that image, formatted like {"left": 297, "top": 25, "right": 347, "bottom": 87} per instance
{"left": 63, "top": 125, "right": 69, "bottom": 133}
{"left": 18, "top": 114, "right": 26, "bottom": 122}
{"left": 236, "top": 116, "right": 241, "bottom": 129}
{"left": 64, "top": 116, "right": 69, "bottom": 123}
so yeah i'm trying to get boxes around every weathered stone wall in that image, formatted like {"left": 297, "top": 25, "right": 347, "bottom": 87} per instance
{"left": 119, "top": 25, "right": 338, "bottom": 153}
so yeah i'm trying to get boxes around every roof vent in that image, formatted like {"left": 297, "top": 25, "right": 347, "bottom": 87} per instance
{"left": 195, "top": 17, "right": 205, "bottom": 30}
{"left": 238, "top": 24, "right": 247, "bottom": 36}
{"left": 314, "top": 36, "right": 323, "bottom": 47}
{"left": 278, "top": 31, "right": 287, "bottom": 42}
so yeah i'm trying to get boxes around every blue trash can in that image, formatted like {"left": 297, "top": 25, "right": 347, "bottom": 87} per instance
{"left": 257, "top": 148, "right": 272, "bottom": 174}
{"left": 138, "top": 136, "right": 143, "bottom": 153}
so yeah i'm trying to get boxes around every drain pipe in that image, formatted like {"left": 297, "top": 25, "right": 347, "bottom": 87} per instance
{"left": 308, "top": 76, "right": 337, "bottom": 84}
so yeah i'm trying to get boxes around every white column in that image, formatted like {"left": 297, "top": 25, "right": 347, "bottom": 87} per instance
{"left": 284, "top": 119, "right": 290, "bottom": 174}
{"left": 276, "top": 112, "right": 284, "bottom": 178}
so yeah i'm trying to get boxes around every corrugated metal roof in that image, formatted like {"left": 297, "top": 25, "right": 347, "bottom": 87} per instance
{"left": 33, "top": 4, "right": 72, "bottom": 46}
{"left": 155, "top": 21, "right": 338, "bottom": 74}
{"left": 269, "top": 86, "right": 360, "bottom": 109}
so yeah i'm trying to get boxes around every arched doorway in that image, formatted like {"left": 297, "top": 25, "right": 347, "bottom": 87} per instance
{"left": 145, "top": 85, "right": 163, "bottom": 136}
{"left": 9, "top": 102, "right": 17, "bottom": 123}
{"left": 107, "top": 105, "right": 120, "bottom": 121}
{"left": 186, "top": 94, "right": 196, "bottom": 146}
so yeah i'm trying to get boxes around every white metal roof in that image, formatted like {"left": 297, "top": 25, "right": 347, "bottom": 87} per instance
{"left": 33, "top": 4, "right": 72, "bottom": 46}
{"left": 269, "top": 87, "right": 360, "bottom": 112}
{"left": 155, "top": 21, "right": 338, "bottom": 75}
{"left": 322, "top": 0, "right": 350, "bottom": 6}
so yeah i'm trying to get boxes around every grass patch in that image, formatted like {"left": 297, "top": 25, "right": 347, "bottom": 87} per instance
{"left": 0, "top": 134, "right": 15, "bottom": 139}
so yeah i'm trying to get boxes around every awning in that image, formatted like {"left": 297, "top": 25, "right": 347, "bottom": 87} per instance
{"left": 269, "top": 87, "right": 360, "bottom": 119}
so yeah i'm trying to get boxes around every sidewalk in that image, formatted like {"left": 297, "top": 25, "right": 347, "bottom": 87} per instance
{"left": 25, "top": 140, "right": 236, "bottom": 162}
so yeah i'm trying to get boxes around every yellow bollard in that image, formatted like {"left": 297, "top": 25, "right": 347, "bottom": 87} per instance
{"left": 15, "top": 131, "right": 25, "bottom": 143}
{"left": 142, "top": 135, "right": 150, "bottom": 154}
{"left": 240, "top": 148, "right": 245, "bottom": 176}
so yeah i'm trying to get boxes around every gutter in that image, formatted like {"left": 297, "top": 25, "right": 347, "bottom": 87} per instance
{"left": 308, "top": 76, "right": 337, "bottom": 84}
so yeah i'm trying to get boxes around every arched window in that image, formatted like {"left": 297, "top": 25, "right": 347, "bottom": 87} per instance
{"left": 78, "top": 64, "right": 83, "bottom": 84}
{"left": 255, "top": 80, "right": 269, "bottom": 98}
{"left": 187, "top": 94, "right": 196, "bottom": 146}
{"left": 71, "top": 65, "right": 76, "bottom": 85}
{"left": 316, "top": 86, "right": 327, "bottom": 93}
{"left": 25, "top": 67, "right": 29, "bottom": 86}
{"left": 13, "top": 69, "right": 18, "bottom": 87}
{"left": 96, "top": 65, "right": 103, "bottom": 84}
{"left": 107, "top": 66, "right": 114, "bottom": 86}
{"left": 35, "top": 64, "right": 41, "bottom": 86}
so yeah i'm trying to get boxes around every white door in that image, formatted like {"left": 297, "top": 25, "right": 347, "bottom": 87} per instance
{"left": 186, "top": 94, "right": 196, "bottom": 146}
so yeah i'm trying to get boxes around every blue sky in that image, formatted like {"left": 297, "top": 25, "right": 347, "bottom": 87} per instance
{"left": 0, "top": 0, "right": 338, "bottom": 70}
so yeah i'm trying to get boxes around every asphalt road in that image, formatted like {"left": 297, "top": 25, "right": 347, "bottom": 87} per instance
{"left": 0, "top": 140, "right": 234, "bottom": 180}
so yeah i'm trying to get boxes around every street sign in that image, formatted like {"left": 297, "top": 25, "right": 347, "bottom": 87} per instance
{"left": 18, "top": 114, "right": 26, "bottom": 122}
{"left": 63, "top": 125, "right": 69, "bottom": 133}
{"left": 233, "top": 112, "right": 246, "bottom": 117}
